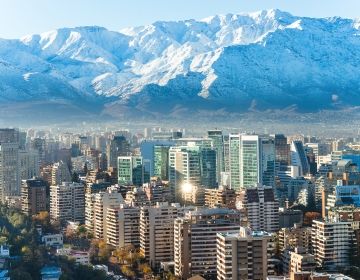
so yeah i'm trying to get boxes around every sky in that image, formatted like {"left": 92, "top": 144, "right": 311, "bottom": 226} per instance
{"left": 0, "top": 0, "right": 360, "bottom": 39}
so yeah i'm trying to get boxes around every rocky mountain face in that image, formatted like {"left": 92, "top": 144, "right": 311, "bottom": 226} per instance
{"left": 1, "top": 9, "right": 360, "bottom": 121}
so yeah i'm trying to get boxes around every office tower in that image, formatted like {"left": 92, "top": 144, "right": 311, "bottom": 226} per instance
{"left": 140, "top": 202, "right": 179, "bottom": 269}
{"left": 207, "top": 130, "right": 224, "bottom": 182}
{"left": 144, "top": 127, "right": 151, "bottom": 139}
{"left": 51, "top": 161, "right": 71, "bottom": 186}
{"left": 229, "top": 135, "right": 275, "bottom": 190}
{"left": 141, "top": 140, "right": 174, "bottom": 178}
{"left": 204, "top": 186, "right": 237, "bottom": 209}
{"left": 216, "top": 227, "right": 272, "bottom": 280}
{"left": 240, "top": 135, "right": 275, "bottom": 189}
{"left": 19, "top": 150, "right": 39, "bottom": 180}
{"left": 84, "top": 182, "right": 111, "bottom": 232}
{"left": 50, "top": 182, "right": 85, "bottom": 224}
{"left": 118, "top": 156, "right": 144, "bottom": 186}
{"left": 94, "top": 135, "right": 107, "bottom": 153}
{"left": 45, "top": 139, "right": 59, "bottom": 164}
{"left": 312, "top": 220, "right": 353, "bottom": 270}
{"left": 259, "top": 136, "right": 276, "bottom": 187}
{"left": 326, "top": 184, "right": 360, "bottom": 208}
{"left": 223, "top": 135, "right": 230, "bottom": 173}
{"left": 169, "top": 145, "right": 201, "bottom": 200}
{"left": 241, "top": 185, "right": 279, "bottom": 232}
{"left": 0, "top": 128, "right": 19, "bottom": 143}
{"left": 174, "top": 208, "right": 241, "bottom": 279}
{"left": 200, "top": 148, "right": 217, "bottom": 188}
{"left": 153, "top": 145, "right": 170, "bottom": 180}
{"left": 106, "top": 136, "right": 130, "bottom": 169}
{"left": 0, "top": 142, "right": 20, "bottom": 201}
{"left": 98, "top": 153, "right": 107, "bottom": 171}
{"left": 93, "top": 188, "right": 124, "bottom": 239}
{"left": 105, "top": 205, "right": 140, "bottom": 248}
{"left": 0, "top": 129, "right": 20, "bottom": 202}
{"left": 291, "top": 141, "right": 310, "bottom": 176}
{"left": 305, "top": 143, "right": 329, "bottom": 164}
{"left": 229, "top": 134, "right": 241, "bottom": 189}
{"left": 21, "top": 178, "right": 48, "bottom": 216}
{"left": 273, "top": 134, "right": 290, "bottom": 169}
{"left": 31, "top": 138, "right": 46, "bottom": 166}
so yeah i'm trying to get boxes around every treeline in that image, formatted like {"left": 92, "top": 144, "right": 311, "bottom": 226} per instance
{"left": 0, "top": 204, "right": 108, "bottom": 280}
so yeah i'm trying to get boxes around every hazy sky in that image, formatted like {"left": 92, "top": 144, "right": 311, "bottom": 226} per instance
{"left": 1, "top": 0, "right": 360, "bottom": 38}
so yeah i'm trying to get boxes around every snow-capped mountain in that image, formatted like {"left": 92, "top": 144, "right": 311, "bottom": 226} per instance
{"left": 2, "top": 9, "right": 360, "bottom": 120}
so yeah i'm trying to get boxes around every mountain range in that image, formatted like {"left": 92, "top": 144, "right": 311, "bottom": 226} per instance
{"left": 1, "top": 9, "right": 360, "bottom": 122}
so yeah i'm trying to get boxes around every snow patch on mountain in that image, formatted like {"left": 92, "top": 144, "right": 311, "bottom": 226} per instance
{"left": 1, "top": 9, "right": 360, "bottom": 115}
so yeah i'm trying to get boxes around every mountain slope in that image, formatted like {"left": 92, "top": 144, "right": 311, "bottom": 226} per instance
{"left": 1, "top": 9, "right": 360, "bottom": 120}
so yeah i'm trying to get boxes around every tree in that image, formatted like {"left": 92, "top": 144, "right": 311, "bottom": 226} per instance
{"left": 72, "top": 172, "right": 80, "bottom": 183}
{"left": 139, "top": 263, "right": 152, "bottom": 276}
{"left": 303, "top": 211, "right": 321, "bottom": 226}
{"left": 9, "top": 269, "right": 33, "bottom": 280}
{"left": 121, "top": 265, "right": 135, "bottom": 278}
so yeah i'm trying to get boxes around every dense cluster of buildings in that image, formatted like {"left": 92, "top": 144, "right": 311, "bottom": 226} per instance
{"left": 0, "top": 127, "right": 360, "bottom": 279}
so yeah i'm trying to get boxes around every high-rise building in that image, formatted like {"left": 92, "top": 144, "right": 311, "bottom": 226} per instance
{"left": 241, "top": 185, "right": 279, "bottom": 232}
{"left": 0, "top": 142, "right": 20, "bottom": 201}
{"left": 0, "top": 128, "right": 19, "bottom": 144}
{"left": 93, "top": 187, "right": 124, "bottom": 239}
{"left": 200, "top": 148, "right": 217, "bottom": 188}
{"left": 19, "top": 150, "right": 39, "bottom": 180}
{"left": 21, "top": 178, "right": 48, "bottom": 216}
{"left": 240, "top": 135, "right": 275, "bottom": 189}
{"left": 140, "top": 140, "right": 174, "bottom": 178}
{"left": 174, "top": 208, "right": 241, "bottom": 279}
{"left": 140, "top": 202, "right": 179, "bottom": 269}
{"left": 85, "top": 182, "right": 111, "bottom": 232}
{"left": 207, "top": 130, "right": 224, "bottom": 183}
{"left": 51, "top": 161, "right": 71, "bottom": 186}
{"left": 31, "top": 138, "right": 46, "bottom": 167}
{"left": 169, "top": 145, "right": 201, "bottom": 200}
{"left": 107, "top": 136, "right": 130, "bottom": 169}
{"left": 229, "top": 134, "right": 275, "bottom": 190}
{"left": 223, "top": 135, "right": 230, "bottom": 173}
{"left": 50, "top": 182, "right": 85, "bottom": 224}
{"left": 273, "top": 134, "right": 291, "bottom": 167}
{"left": 105, "top": 205, "right": 140, "bottom": 248}
{"left": 216, "top": 227, "right": 273, "bottom": 280}
{"left": 229, "top": 134, "right": 241, "bottom": 190}
{"left": 291, "top": 141, "right": 310, "bottom": 176}
{"left": 118, "top": 156, "right": 144, "bottom": 186}
{"left": 312, "top": 220, "right": 353, "bottom": 270}
{"left": 153, "top": 145, "right": 170, "bottom": 180}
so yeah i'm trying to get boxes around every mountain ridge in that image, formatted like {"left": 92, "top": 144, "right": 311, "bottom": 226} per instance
{"left": 1, "top": 9, "right": 360, "bottom": 120}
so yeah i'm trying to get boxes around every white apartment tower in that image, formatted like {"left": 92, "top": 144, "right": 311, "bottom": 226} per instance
{"left": 106, "top": 205, "right": 140, "bottom": 248}
{"left": 216, "top": 227, "right": 273, "bottom": 280}
{"left": 312, "top": 219, "right": 353, "bottom": 270}
{"left": 50, "top": 182, "right": 85, "bottom": 224}
{"left": 242, "top": 185, "right": 279, "bottom": 232}
{"left": 174, "top": 208, "right": 241, "bottom": 279}
{"left": 140, "top": 202, "right": 179, "bottom": 269}
{"left": 93, "top": 188, "right": 124, "bottom": 239}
